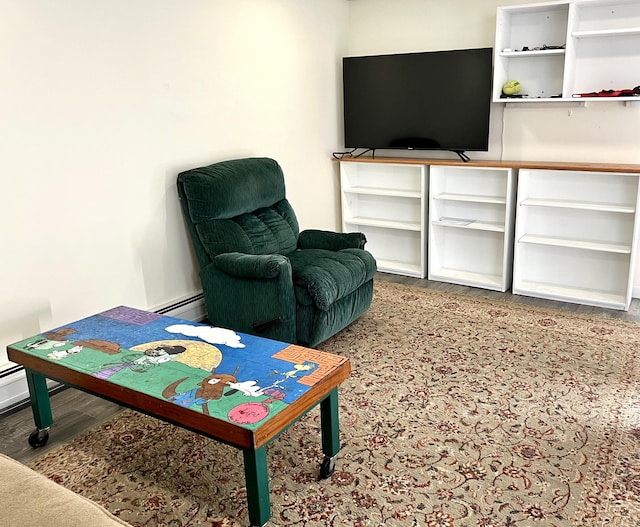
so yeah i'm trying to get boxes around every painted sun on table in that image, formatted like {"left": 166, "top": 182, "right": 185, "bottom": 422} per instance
{"left": 130, "top": 339, "right": 222, "bottom": 372}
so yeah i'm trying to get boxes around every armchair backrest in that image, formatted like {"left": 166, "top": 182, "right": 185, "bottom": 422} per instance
{"left": 177, "top": 158, "right": 300, "bottom": 269}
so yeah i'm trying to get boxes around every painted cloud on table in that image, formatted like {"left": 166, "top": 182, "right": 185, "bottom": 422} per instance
{"left": 165, "top": 324, "right": 245, "bottom": 348}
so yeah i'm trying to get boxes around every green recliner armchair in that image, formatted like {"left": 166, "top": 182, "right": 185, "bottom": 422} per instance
{"left": 177, "top": 157, "right": 377, "bottom": 347}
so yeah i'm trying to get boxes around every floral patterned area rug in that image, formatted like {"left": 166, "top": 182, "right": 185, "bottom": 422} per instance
{"left": 29, "top": 281, "right": 640, "bottom": 526}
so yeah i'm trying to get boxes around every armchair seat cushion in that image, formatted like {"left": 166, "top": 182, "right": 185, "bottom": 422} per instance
{"left": 288, "top": 248, "right": 377, "bottom": 311}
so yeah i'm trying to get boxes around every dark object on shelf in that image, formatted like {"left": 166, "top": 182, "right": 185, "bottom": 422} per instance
{"left": 574, "top": 87, "right": 640, "bottom": 98}
{"left": 500, "top": 93, "right": 563, "bottom": 99}
{"left": 518, "top": 44, "right": 565, "bottom": 51}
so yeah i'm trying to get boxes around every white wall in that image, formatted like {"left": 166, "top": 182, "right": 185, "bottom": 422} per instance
{"left": 346, "top": 0, "right": 640, "bottom": 162}
{"left": 2, "top": 0, "right": 638, "bottom": 382}
{"left": 0, "top": 0, "right": 349, "bottom": 373}
{"left": 346, "top": 0, "right": 640, "bottom": 292}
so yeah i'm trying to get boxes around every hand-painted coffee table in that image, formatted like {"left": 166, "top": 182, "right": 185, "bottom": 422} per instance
{"left": 7, "top": 306, "right": 351, "bottom": 527}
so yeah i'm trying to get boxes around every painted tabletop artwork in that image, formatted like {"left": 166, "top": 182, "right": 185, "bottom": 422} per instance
{"left": 10, "top": 306, "right": 346, "bottom": 430}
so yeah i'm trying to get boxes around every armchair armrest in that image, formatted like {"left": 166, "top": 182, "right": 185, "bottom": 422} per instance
{"left": 298, "top": 229, "right": 366, "bottom": 251}
{"left": 213, "top": 253, "right": 291, "bottom": 279}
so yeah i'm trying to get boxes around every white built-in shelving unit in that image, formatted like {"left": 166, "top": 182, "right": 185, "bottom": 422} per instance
{"left": 340, "top": 160, "right": 427, "bottom": 278}
{"left": 338, "top": 158, "right": 640, "bottom": 310}
{"left": 513, "top": 168, "right": 640, "bottom": 310}
{"left": 494, "top": 0, "right": 640, "bottom": 104}
{"left": 428, "top": 165, "right": 516, "bottom": 291}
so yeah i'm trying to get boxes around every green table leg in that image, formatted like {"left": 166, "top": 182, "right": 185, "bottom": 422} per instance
{"left": 25, "top": 369, "right": 53, "bottom": 448}
{"left": 319, "top": 388, "right": 340, "bottom": 478}
{"left": 243, "top": 446, "right": 270, "bottom": 527}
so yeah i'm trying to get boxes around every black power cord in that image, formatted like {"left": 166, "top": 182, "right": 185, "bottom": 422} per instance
{"left": 332, "top": 148, "right": 376, "bottom": 159}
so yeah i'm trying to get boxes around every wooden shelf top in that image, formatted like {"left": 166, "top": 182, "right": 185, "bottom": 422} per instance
{"left": 336, "top": 156, "right": 640, "bottom": 174}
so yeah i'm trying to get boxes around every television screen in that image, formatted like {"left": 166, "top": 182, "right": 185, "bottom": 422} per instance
{"left": 342, "top": 48, "right": 493, "bottom": 155}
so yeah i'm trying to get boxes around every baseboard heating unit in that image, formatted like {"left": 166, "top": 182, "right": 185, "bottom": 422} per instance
{"left": 0, "top": 292, "right": 207, "bottom": 415}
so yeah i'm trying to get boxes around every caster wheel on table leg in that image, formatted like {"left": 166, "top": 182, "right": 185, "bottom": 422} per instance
{"left": 319, "top": 455, "right": 336, "bottom": 479}
{"left": 28, "top": 428, "right": 49, "bottom": 448}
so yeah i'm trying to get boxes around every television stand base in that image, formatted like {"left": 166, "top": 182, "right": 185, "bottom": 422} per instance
{"left": 452, "top": 150, "right": 470, "bottom": 162}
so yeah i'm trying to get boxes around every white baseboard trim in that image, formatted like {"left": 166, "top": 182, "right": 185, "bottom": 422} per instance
{"left": 0, "top": 293, "right": 207, "bottom": 413}
{"left": 0, "top": 369, "right": 59, "bottom": 414}
{"left": 633, "top": 285, "right": 640, "bottom": 301}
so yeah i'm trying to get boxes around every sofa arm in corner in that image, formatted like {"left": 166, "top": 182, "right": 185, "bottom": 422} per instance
{"left": 0, "top": 454, "right": 130, "bottom": 527}
{"left": 298, "top": 229, "right": 366, "bottom": 251}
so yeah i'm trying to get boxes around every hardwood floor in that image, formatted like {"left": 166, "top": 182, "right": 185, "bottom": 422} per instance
{"left": 0, "top": 388, "right": 122, "bottom": 464}
{"left": 1, "top": 271, "right": 639, "bottom": 464}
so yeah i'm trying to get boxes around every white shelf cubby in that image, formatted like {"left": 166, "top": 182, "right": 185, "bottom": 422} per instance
{"left": 428, "top": 165, "right": 516, "bottom": 291}
{"left": 340, "top": 161, "right": 427, "bottom": 278}
{"left": 494, "top": 0, "right": 640, "bottom": 104}
{"left": 513, "top": 168, "right": 640, "bottom": 310}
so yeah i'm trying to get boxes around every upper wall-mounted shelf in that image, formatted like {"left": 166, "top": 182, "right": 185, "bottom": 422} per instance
{"left": 500, "top": 49, "right": 566, "bottom": 57}
{"left": 572, "top": 27, "right": 640, "bottom": 38}
{"left": 493, "top": 0, "right": 640, "bottom": 105}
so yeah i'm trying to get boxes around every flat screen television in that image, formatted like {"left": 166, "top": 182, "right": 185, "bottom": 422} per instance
{"left": 342, "top": 47, "right": 493, "bottom": 160}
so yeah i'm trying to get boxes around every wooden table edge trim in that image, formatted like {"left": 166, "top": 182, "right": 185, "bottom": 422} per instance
{"left": 8, "top": 347, "right": 254, "bottom": 448}
{"left": 8, "top": 347, "right": 351, "bottom": 451}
